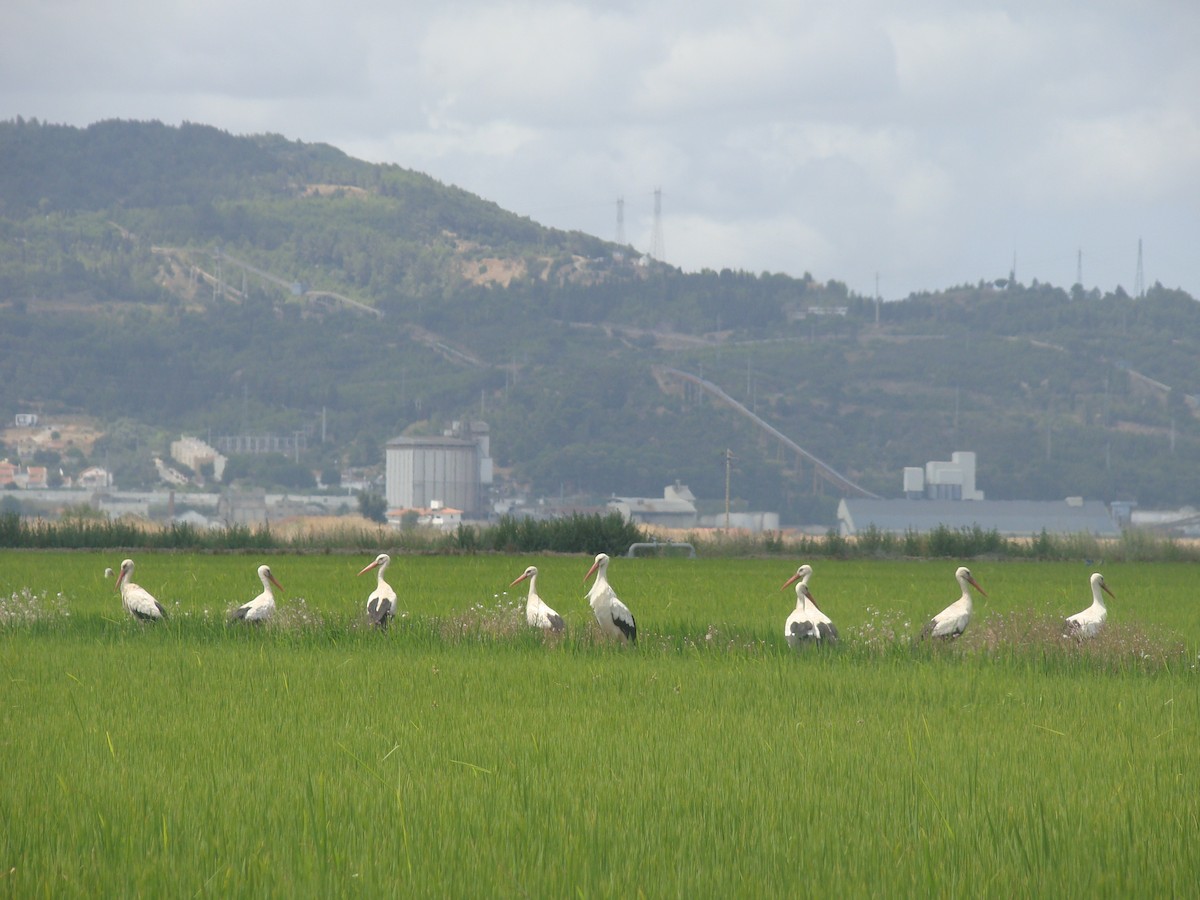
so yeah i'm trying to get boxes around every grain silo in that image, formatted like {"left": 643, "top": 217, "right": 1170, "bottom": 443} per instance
{"left": 385, "top": 424, "right": 491, "bottom": 514}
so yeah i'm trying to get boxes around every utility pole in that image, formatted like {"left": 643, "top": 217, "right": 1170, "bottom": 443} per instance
{"left": 724, "top": 449, "right": 734, "bottom": 530}
{"left": 651, "top": 188, "right": 664, "bottom": 260}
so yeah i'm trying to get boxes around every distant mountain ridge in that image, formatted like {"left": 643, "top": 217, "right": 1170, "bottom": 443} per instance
{"left": 1, "top": 117, "right": 1199, "bottom": 520}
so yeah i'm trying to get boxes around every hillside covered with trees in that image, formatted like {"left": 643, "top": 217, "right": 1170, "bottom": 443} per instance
{"left": 2, "top": 118, "right": 1198, "bottom": 523}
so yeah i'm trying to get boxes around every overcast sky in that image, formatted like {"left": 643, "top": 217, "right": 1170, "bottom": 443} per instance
{"left": 3, "top": 0, "right": 1197, "bottom": 299}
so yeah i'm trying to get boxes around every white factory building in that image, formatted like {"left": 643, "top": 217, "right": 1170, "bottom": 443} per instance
{"left": 903, "top": 451, "right": 984, "bottom": 501}
{"left": 385, "top": 421, "right": 493, "bottom": 515}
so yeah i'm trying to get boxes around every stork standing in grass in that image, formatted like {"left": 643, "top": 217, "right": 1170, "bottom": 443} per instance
{"left": 780, "top": 564, "right": 838, "bottom": 646}
{"left": 1063, "top": 572, "right": 1114, "bottom": 638}
{"left": 358, "top": 553, "right": 397, "bottom": 629}
{"left": 229, "top": 564, "right": 283, "bottom": 623}
{"left": 115, "top": 558, "right": 167, "bottom": 622}
{"left": 510, "top": 565, "right": 565, "bottom": 632}
{"left": 920, "top": 566, "right": 987, "bottom": 639}
{"left": 583, "top": 552, "right": 636, "bottom": 643}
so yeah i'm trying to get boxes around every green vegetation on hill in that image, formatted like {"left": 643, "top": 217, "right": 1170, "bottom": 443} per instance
{"left": 1, "top": 118, "right": 1198, "bottom": 520}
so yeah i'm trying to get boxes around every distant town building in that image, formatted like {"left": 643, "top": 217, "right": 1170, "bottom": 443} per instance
{"left": 154, "top": 458, "right": 189, "bottom": 487}
{"left": 171, "top": 436, "right": 227, "bottom": 482}
{"left": 76, "top": 466, "right": 113, "bottom": 489}
{"left": 213, "top": 433, "right": 308, "bottom": 457}
{"left": 218, "top": 489, "right": 269, "bottom": 527}
{"left": 97, "top": 494, "right": 151, "bottom": 519}
{"left": 386, "top": 501, "right": 464, "bottom": 530}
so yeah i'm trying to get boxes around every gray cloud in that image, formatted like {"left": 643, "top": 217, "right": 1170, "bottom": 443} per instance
{"left": 3, "top": 0, "right": 1197, "bottom": 298}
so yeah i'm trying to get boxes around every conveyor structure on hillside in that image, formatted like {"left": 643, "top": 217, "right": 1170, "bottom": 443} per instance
{"left": 654, "top": 366, "right": 881, "bottom": 499}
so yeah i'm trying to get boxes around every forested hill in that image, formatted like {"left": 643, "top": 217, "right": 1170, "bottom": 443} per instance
{"left": 2, "top": 118, "right": 1199, "bottom": 522}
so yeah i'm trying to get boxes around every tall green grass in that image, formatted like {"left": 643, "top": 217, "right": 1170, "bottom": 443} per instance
{"left": 1, "top": 553, "right": 1197, "bottom": 895}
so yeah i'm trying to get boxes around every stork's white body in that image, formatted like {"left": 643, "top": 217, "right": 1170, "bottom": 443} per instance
{"left": 921, "top": 566, "right": 987, "bottom": 639}
{"left": 584, "top": 553, "right": 637, "bottom": 642}
{"left": 115, "top": 558, "right": 167, "bottom": 622}
{"left": 358, "top": 553, "right": 397, "bottom": 629}
{"left": 1064, "top": 572, "right": 1114, "bottom": 638}
{"left": 511, "top": 565, "right": 565, "bottom": 632}
{"left": 230, "top": 564, "right": 282, "bottom": 622}
{"left": 780, "top": 564, "right": 837, "bottom": 645}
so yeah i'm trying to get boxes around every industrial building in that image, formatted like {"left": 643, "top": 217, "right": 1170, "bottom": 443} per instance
{"left": 607, "top": 482, "right": 781, "bottom": 532}
{"left": 904, "top": 451, "right": 984, "bottom": 501}
{"left": 838, "top": 497, "right": 1120, "bottom": 538}
{"left": 385, "top": 421, "right": 492, "bottom": 515}
{"left": 608, "top": 483, "right": 699, "bottom": 529}
{"left": 839, "top": 450, "right": 1119, "bottom": 537}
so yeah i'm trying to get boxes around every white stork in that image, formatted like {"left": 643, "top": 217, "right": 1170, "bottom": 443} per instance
{"left": 229, "top": 564, "right": 283, "bottom": 623}
{"left": 780, "top": 565, "right": 838, "bottom": 645}
{"left": 1064, "top": 572, "right": 1114, "bottom": 638}
{"left": 358, "top": 553, "right": 397, "bottom": 629}
{"left": 114, "top": 558, "right": 167, "bottom": 622}
{"left": 510, "top": 565, "right": 565, "bottom": 632}
{"left": 920, "top": 566, "right": 987, "bottom": 639}
{"left": 583, "top": 552, "right": 637, "bottom": 643}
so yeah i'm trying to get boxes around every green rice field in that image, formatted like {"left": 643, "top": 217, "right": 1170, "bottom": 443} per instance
{"left": 2, "top": 551, "right": 1198, "bottom": 896}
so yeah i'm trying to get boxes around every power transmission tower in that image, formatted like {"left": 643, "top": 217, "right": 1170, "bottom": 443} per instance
{"left": 651, "top": 188, "right": 664, "bottom": 260}
{"left": 1135, "top": 237, "right": 1145, "bottom": 298}
{"left": 1076, "top": 248, "right": 1083, "bottom": 287}
{"left": 616, "top": 196, "right": 625, "bottom": 246}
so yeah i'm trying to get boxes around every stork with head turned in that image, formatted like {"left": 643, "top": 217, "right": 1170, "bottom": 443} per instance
{"left": 229, "top": 564, "right": 283, "bottom": 623}
{"left": 1064, "top": 572, "right": 1114, "bottom": 638}
{"left": 780, "top": 564, "right": 838, "bottom": 646}
{"left": 358, "top": 552, "right": 397, "bottom": 629}
{"left": 583, "top": 552, "right": 636, "bottom": 643}
{"left": 114, "top": 558, "right": 167, "bottom": 622}
{"left": 511, "top": 565, "right": 565, "bottom": 632}
{"left": 920, "top": 566, "right": 987, "bottom": 639}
